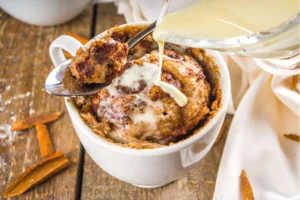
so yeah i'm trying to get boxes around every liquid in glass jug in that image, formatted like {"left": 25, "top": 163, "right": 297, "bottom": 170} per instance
{"left": 154, "top": 0, "right": 300, "bottom": 75}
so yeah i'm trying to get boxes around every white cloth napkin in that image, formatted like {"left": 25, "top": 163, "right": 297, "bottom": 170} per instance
{"left": 102, "top": 1, "right": 300, "bottom": 199}
{"left": 213, "top": 69, "right": 300, "bottom": 200}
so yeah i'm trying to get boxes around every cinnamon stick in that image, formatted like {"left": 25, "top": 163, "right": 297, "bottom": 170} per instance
{"left": 284, "top": 133, "right": 300, "bottom": 142}
{"left": 63, "top": 33, "right": 88, "bottom": 58}
{"left": 2, "top": 151, "right": 70, "bottom": 198}
{"left": 215, "top": 120, "right": 227, "bottom": 143}
{"left": 35, "top": 124, "right": 55, "bottom": 158}
{"left": 11, "top": 112, "right": 62, "bottom": 131}
{"left": 240, "top": 170, "right": 255, "bottom": 200}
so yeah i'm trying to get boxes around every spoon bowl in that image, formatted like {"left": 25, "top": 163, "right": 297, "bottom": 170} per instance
{"left": 45, "top": 59, "right": 108, "bottom": 97}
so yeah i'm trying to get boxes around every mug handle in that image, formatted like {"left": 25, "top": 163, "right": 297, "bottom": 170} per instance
{"left": 180, "top": 113, "right": 226, "bottom": 168}
{"left": 49, "top": 35, "right": 83, "bottom": 66}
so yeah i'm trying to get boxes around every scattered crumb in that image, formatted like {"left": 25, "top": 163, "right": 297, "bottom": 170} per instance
{"left": 177, "top": 177, "right": 188, "bottom": 189}
{"left": 189, "top": 180, "right": 199, "bottom": 185}
{"left": 188, "top": 180, "right": 199, "bottom": 190}
{"left": 204, "top": 180, "right": 214, "bottom": 185}
{"left": 71, "top": 157, "right": 77, "bottom": 163}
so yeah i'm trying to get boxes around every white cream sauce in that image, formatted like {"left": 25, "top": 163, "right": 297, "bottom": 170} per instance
{"left": 98, "top": 62, "right": 164, "bottom": 129}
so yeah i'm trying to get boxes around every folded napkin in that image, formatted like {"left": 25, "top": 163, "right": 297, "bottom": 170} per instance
{"left": 213, "top": 60, "right": 300, "bottom": 199}
{"left": 102, "top": 1, "right": 300, "bottom": 199}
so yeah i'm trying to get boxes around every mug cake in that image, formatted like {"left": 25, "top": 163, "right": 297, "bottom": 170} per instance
{"left": 69, "top": 25, "right": 222, "bottom": 149}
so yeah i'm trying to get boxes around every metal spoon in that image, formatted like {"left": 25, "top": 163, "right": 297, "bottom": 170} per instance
{"left": 45, "top": 22, "right": 156, "bottom": 97}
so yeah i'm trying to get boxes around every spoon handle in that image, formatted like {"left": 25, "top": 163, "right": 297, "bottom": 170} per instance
{"left": 127, "top": 22, "right": 156, "bottom": 49}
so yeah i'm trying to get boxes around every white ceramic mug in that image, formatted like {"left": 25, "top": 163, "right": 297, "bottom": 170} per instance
{"left": 0, "top": 0, "right": 102, "bottom": 26}
{"left": 49, "top": 22, "right": 231, "bottom": 188}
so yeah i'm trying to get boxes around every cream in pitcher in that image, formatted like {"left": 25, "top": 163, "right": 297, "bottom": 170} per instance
{"left": 153, "top": 0, "right": 299, "bottom": 75}
{"left": 154, "top": 0, "right": 299, "bottom": 39}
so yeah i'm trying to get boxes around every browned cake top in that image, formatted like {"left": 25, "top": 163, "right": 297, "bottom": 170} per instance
{"left": 70, "top": 38, "right": 128, "bottom": 83}
{"left": 73, "top": 25, "right": 222, "bottom": 149}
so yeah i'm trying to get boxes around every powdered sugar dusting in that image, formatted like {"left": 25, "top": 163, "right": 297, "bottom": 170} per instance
{"left": 1, "top": 92, "right": 31, "bottom": 106}
{"left": 0, "top": 157, "right": 6, "bottom": 169}
{"left": 10, "top": 115, "right": 16, "bottom": 122}
{"left": 29, "top": 108, "right": 36, "bottom": 115}
{"left": 0, "top": 156, "right": 6, "bottom": 184}
{"left": 0, "top": 89, "right": 31, "bottom": 145}
{"left": 0, "top": 124, "right": 20, "bottom": 144}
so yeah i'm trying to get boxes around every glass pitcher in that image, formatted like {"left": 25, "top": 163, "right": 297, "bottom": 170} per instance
{"left": 155, "top": 0, "right": 300, "bottom": 75}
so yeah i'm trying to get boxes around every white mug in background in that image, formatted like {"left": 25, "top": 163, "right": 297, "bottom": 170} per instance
{"left": 48, "top": 22, "right": 231, "bottom": 188}
{"left": 0, "top": 0, "right": 103, "bottom": 26}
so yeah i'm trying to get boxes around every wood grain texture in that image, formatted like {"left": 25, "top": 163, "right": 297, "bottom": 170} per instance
{"left": 81, "top": 3, "right": 233, "bottom": 200}
{"left": 94, "top": 3, "right": 126, "bottom": 36}
{"left": 0, "top": 7, "right": 93, "bottom": 200}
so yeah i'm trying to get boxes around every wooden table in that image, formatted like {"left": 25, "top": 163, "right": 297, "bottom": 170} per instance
{"left": 0, "top": 3, "right": 232, "bottom": 200}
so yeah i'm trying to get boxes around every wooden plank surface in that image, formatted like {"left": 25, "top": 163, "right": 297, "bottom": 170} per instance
{"left": 81, "top": 3, "right": 232, "bottom": 200}
{"left": 0, "top": 7, "right": 93, "bottom": 200}
{"left": 94, "top": 3, "right": 126, "bottom": 36}
{"left": 0, "top": 3, "right": 232, "bottom": 199}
